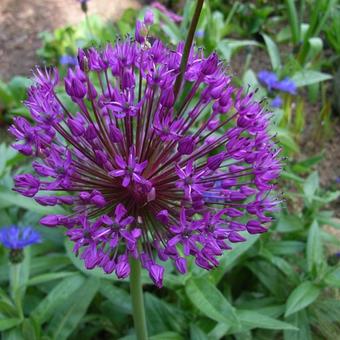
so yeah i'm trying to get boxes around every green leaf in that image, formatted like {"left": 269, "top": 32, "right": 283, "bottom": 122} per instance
{"left": 0, "top": 318, "right": 22, "bottom": 331}
{"left": 7, "top": 76, "right": 31, "bottom": 101}
{"left": 31, "top": 274, "right": 85, "bottom": 324}
{"left": 324, "top": 267, "right": 340, "bottom": 288}
{"left": 0, "top": 186, "right": 65, "bottom": 215}
{"left": 210, "top": 234, "right": 259, "bottom": 283}
{"left": 218, "top": 40, "right": 260, "bottom": 62}
{"left": 291, "top": 70, "right": 332, "bottom": 87}
{"left": 237, "top": 310, "right": 298, "bottom": 331}
{"left": 145, "top": 293, "right": 186, "bottom": 335}
{"left": 276, "top": 213, "right": 303, "bottom": 233}
{"left": 190, "top": 324, "right": 209, "bottom": 340}
{"left": 285, "top": 0, "right": 300, "bottom": 44}
{"left": 149, "top": 332, "right": 184, "bottom": 340}
{"left": 303, "top": 172, "right": 319, "bottom": 203}
{"left": 262, "top": 33, "right": 281, "bottom": 70}
{"left": 0, "top": 79, "right": 15, "bottom": 107}
{"left": 100, "top": 281, "right": 132, "bottom": 315}
{"left": 266, "top": 241, "right": 305, "bottom": 255}
{"left": 27, "top": 272, "right": 77, "bottom": 286}
{"left": 48, "top": 276, "right": 99, "bottom": 340}
{"left": 306, "top": 220, "right": 323, "bottom": 274}
{"left": 185, "top": 277, "right": 239, "bottom": 328}
{"left": 285, "top": 281, "right": 320, "bottom": 317}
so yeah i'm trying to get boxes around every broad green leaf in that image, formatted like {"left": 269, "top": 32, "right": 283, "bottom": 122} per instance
{"left": 145, "top": 293, "right": 186, "bottom": 335}
{"left": 27, "top": 272, "right": 77, "bottom": 286}
{"left": 210, "top": 234, "right": 259, "bottom": 283}
{"left": 0, "top": 79, "right": 14, "bottom": 107}
{"left": 306, "top": 220, "right": 323, "bottom": 274}
{"left": 262, "top": 33, "right": 281, "bottom": 70}
{"left": 284, "top": 310, "right": 312, "bottom": 340}
{"left": 303, "top": 172, "right": 319, "bottom": 204}
{"left": 100, "top": 281, "right": 132, "bottom": 315}
{"left": 30, "top": 255, "right": 70, "bottom": 276}
{"left": 185, "top": 277, "right": 239, "bottom": 327}
{"left": 31, "top": 274, "right": 85, "bottom": 324}
{"left": 324, "top": 267, "right": 340, "bottom": 288}
{"left": 237, "top": 310, "right": 298, "bottom": 331}
{"left": 48, "top": 276, "right": 99, "bottom": 340}
{"left": 0, "top": 318, "right": 22, "bottom": 331}
{"left": 149, "top": 332, "right": 183, "bottom": 340}
{"left": 276, "top": 213, "right": 303, "bottom": 233}
{"left": 285, "top": 281, "right": 320, "bottom": 317}
{"left": 190, "top": 324, "right": 209, "bottom": 340}
{"left": 291, "top": 70, "right": 332, "bottom": 87}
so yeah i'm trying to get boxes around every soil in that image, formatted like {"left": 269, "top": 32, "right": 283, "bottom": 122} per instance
{"left": 0, "top": 0, "right": 139, "bottom": 81}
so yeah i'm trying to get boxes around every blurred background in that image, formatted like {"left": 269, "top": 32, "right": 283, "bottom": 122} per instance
{"left": 0, "top": 0, "right": 339, "bottom": 339}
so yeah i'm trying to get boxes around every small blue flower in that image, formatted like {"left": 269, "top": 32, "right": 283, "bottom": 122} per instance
{"left": 257, "top": 70, "right": 278, "bottom": 91}
{"left": 195, "top": 30, "right": 204, "bottom": 38}
{"left": 274, "top": 77, "right": 296, "bottom": 95}
{"left": 60, "top": 55, "right": 78, "bottom": 66}
{"left": 0, "top": 226, "right": 41, "bottom": 250}
{"left": 271, "top": 96, "right": 282, "bottom": 108}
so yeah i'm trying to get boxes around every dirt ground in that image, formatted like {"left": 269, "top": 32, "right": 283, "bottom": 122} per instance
{"left": 0, "top": 0, "right": 139, "bottom": 81}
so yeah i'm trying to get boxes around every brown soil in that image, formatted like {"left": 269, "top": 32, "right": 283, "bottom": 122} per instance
{"left": 0, "top": 0, "right": 139, "bottom": 81}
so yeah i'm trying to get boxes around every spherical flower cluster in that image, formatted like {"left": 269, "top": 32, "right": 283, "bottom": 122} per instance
{"left": 10, "top": 14, "right": 281, "bottom": 287}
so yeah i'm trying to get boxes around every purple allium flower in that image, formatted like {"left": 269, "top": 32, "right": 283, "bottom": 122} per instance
{"left": 60, "top": 55, "right": 78, "bottom": 66}
{"left": 151, "top": 2, "right": 183, "bottom": 23}
{"left": 257, "top": 70, "right": 278, "bottom": 91}
{"left": 0, "top": 226, "right": 41, "bottom": 249}
{"left": 274, "top": 77, "right": 297, "bottom": 95}
{"left": 271, "top": 96, "right": 282, "bottom": 108}
{"left": 10, "top": 19, "right": 281, "bottom": 287}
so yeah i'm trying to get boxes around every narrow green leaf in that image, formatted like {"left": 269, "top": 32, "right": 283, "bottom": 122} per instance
{"left": 262, "top": 33, "right": 281, "bottom": 70}
{"left": 48, "top": 276, "right": 100, "bottom": 340}
{"left": 306, "top": 220, "right": 323, "bottom": 274}
{"left": 31, "top": 274, "right": 85, "bottom": 324}
{"left": 237, "top": 310, "right": 298, "bottom": 330}
{"left": 303, "top": 172, "right": 319, "bottom": 203}
{"left": 185, "top": 277, "right": 239, "bottom": 327}
{"left": 285, "top": 0, "right": 300, "bottom": 44}
{"left": 0, "top": 318, "right": 22, "bottom": 331}
{"left": 27, "top": 272, "right": 77, "bottom": 286}
{"left": 285, "top": 281, "right": 320, "bottom": 317}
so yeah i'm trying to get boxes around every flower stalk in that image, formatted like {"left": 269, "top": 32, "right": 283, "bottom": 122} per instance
{"left": 173, "top": 0, "right": 205, "bottom": 99}
{"left": 129, "top": 256, "right": 148, "bottom": 340}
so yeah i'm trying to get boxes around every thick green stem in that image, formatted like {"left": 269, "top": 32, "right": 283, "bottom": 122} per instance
{"left": 173, "top": 0, "right": 205, "bottom": 100}
{"left": 129, "top": 256, "right": 148, "bottom": 340}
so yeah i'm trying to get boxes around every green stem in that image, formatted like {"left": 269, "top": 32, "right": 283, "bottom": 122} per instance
{"left": 129, "top": 256, "right": 148, "bottom": 340}
{"left": 173, "top": 0, "right": 205, "bottom": 100}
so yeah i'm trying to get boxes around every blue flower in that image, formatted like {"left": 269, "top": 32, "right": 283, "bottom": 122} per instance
{"left": 195, "top": 30, "right": 204, "bottom": 38}
{"left": 257, "top": 70, "right": 278, "bottom": 91}
{"left": 271, "top": 96, "right": 282, "bottom": 108}
{"left": 0, "top": 226, "right": 41, "bottom": 249}
{"left": 60, "top": 55, "right": 78, "bottom": 66}
{"left": 274, "top": 77, "right": 296, "bottom": 95}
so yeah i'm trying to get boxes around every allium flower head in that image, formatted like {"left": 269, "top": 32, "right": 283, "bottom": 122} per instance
{"left": 10, "top": 17, "right": 281, "bottom": 287}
